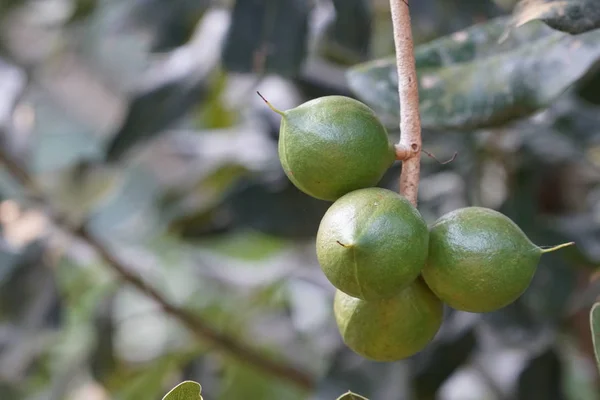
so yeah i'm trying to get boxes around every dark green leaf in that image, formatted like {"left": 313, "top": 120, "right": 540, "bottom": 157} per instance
{"left": 162, "top": 381, "right": 203, "bottom": 400}
{"left": 68, "top": 0, "right": 98, "bottom": 22}
{"left": 318, "top": 0, "right": 372, "bottom": 65}
{"left": 0, "top": 241, "right": 61, "bottom": 327}
{"left": 512, "top": 0, "right": 600, "bottom": 35}
{"left": 347, "top": 17, "right": 600, "bottom": 130}
{"left": 336, "top": 391, "right": 369, "bottom": 400}
{"left": 90, "top": 294, "right": 117, "bottom": 384}
{"left": 517, "top": 349, "right": 565, "bottom": 400}
{"left": 413, "top": 330, "right": 477, "bottom": 399}
{"left": 591, "top": 302, "right": 600, "bottom": 374}
{"left": 225, "top": 179, "right": 330, "bottom": 239}
{"left": 222, "top": 0, "right": 310, "bottom": 77}
{"left": 130, "top": 0, "right": 210, "bottom": 52}
{"left": 218, "top": 361, "right": 304, "bottom": 400}
{"left": 104, "top": 77, "right": 207, "bottom": 163}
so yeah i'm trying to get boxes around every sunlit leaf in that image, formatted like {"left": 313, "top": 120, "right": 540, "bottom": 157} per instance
{"left": 512, "top": 0, "right": 600, "bottom": 35}
{"left": 336, "top": 390, "right": 370, "bottom": 400}
{"left": 218, "top": 361, "right": 304, "bottom": 400}
{"left": 198, "top": 230, "right": 288, "bottom": 261}
{"left": 347, "top": 17, "right": 600, "bottom": 130}
{"left": 591, "top": 302, "right": 600, "bottom": 373}
{"left": 162, "top": 381, "right": 203, "bottom": 400}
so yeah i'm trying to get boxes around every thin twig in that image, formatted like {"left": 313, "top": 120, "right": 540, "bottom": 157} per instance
{"left": 390, "top": 0, "right": 422, "bottom": 206}
{"left": 0, "top": 147, "right": 313, "bottom": 390}
{"left": 422, "top": 149, "right": 458, "bottom": 165}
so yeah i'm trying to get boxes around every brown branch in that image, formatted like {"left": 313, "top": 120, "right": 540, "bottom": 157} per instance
{"left": 0, "top": 147, "right": 313, "bottom": 390}
{"left": 390, "top": 0, "right": 422, "bottom": 206}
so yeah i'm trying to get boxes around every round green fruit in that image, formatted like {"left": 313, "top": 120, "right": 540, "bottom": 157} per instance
{"left": 316, "top": 187, "right": 429, "bottom": 301}
{"left": 263, "top": 94, "right": 395, "bottom": 202}
{"left": 422, "top": 207, "right": 574, "bottom": 313}
{"left": 334, "top": 278, "right": 444, "bottom": 362}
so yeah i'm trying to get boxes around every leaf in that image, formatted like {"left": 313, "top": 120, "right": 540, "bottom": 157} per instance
{"left": 512, "top": 0, "right": 600, "bottom": 35}
{"left": 225, "top": 178, "right": 330, "bottom": 239}
{"left": 336, "top": 391, "right": 369, "bottom": 400}
{"left": 218, "top": 361, "right": 304, "bottom": 400}
{"left": 104, "top": 77, "right": 207, "bottom": 163}
{"left": 162, "top": 381, "right": 203, "bottom": 400}
{"left": 198, "top": 230, "right": 288, "bottom": 261}
{"left": 413, "top": 330, "right": 477, "bottom": 399}
{"left": 222, "top": 0, "right": 310, "bottom": 77}
{"left": 591, "top": 302, "right": 600, "bottom": 374}
{"left": 318, "top": 0, "right": 373, "bottom": 65}
{"left": 517, "top": 348, "right": 564, "bottom": 400}
{"left": 130, "top": 0, "right": 210, "bottom": 52}
{"left": 347, "top": 17, "right": 600, "bottom": 130}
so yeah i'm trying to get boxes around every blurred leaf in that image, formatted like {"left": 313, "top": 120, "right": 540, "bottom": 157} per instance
{"left": 512, "top": 0, "right": 600, "bottom": 35}
{"left": 0, "top": 241, "right": 61, "bottom": 327}
{"left": 218, "top": 361, "right": 305, "bottom": 400}
{"left": 226, "top": 179, "right": 330, "bottom": 239}
{"left": 314, "top": 350, "right": 410, "bottom": 400}
{"left": 0, "top": 0, "right": 22, "bottom": 14}
{"left": 222, "top": 0, "right": 310, "bottom": 77}
{"left": 412, "top": 16, "right": 552, "bottom": 69}
{"left": 69, "top": 0, "right": 98, "bottom": 22}
{"left": 104, "top": 77, "right": 207, "bottom": 163}
{"left": 165, "top": 163, "right": 250, "bottom": 239}
{"left": 39, "top": 160, "right": 123, "bottom": 226}
{"left": 0, "top": 239, "right": 19, "bottom": 285}
{"left": 162, "top": 381, "right": 203, "bottom": 400}
{"left": 318, "top": 0, "right": 372, "bottom": 65}
{"left": 90, "top": 294, "right": 117, "bottom": 384}
{"left": 199, "top": 230, "right": 288, "bottom": 261}
{"left": 194, "top": 69, "right": 237, "bottom": 129}
{"left": 336, "top": 391, "right": 369, "bottom": 400}
{"left": 575, "top": 64, "right": 600, "bottom": 104}
{"left": 115, "top": 358, "right": 176, "bottom": 400}
{"left": 413, "top": 330, "right": 477, "bottom": 399}
{"left": 131, "top": 0, "right": 210, "bottom": 52}
{"left": 517, "top": 348, "right": 565, "bottom": 399}
{"left": 591, "top": 302, "right": 600, "bottom": 373}
{"left": 347, "top": 17, "right": 600, "bottom": 130}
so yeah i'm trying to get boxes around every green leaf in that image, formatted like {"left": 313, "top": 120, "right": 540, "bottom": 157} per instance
{"left": 591, "top": 302, "right": 600, "bottom": 373}
{"left": 517, "top": 349, "right": 564, "bottom": 399}
{"left": 218, "top": 361, "right": 305, "bottom": 400}
{"left": 347, "top": 17, "right": 600, "bottom": 130}
{"left": 512, "top": 0, "right": 600, "bottom": 35}
{"left": 318, "top": 0, "right": 373, "bottom": 65}
{"left": 104, "top": 78, "right": 207, "bottom": 163}
{"left": 222, "top": 0, "right": 310, "bottom": 77}
{"left": 162, "top": 381, "right": 203, "bottom": 400}
{"left": 336, "top": 391, "right": 369, "bottom": 400}
{"left": 131, "top": 0, "right": 210, "bottom": 52}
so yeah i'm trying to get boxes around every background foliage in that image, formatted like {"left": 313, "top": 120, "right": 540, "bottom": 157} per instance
{"left": 1, "top": 0, "right": 600, "bottom": 399}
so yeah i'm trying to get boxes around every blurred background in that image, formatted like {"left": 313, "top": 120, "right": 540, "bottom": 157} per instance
{"left": 1, "top": 0, "right": 600, "bottom": 399}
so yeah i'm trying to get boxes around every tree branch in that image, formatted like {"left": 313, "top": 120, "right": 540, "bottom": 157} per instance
{"left": 390, "top": 0, "right": 422, "bottom": 206}
{"left": 0, "top": 148, "right": 313, "bottom": 390}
